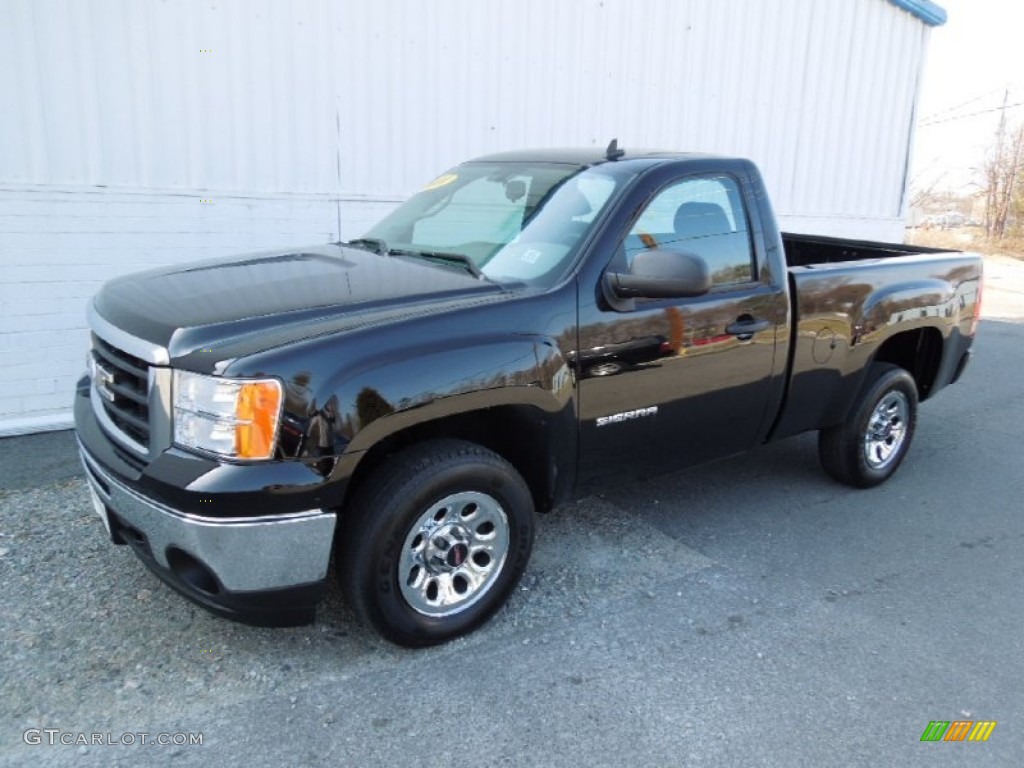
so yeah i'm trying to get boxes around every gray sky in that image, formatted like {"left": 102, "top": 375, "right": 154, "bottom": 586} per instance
{"left": 911, "top": 0, "right": 1024, "bottom": 197}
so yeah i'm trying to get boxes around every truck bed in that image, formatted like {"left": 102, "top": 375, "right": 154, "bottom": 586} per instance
{"left": 782, "top": 232, "right": 956, "bottom": 268}
{"left": 773, "top": 236, "right": 982, "bottom": 443}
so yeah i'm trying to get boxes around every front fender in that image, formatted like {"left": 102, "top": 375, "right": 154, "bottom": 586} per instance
{"left": 313, "top": 333, "right": 574, "bottom": 454}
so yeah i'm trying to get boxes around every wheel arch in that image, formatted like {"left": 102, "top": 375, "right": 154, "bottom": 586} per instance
{"left": 871, "top": 326, "right": 944, "bottom": 401}
{"left": 341, "top": 401, "right": 576, "bottom": 516}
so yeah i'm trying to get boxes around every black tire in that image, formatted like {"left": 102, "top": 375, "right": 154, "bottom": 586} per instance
{"left": 337, "top": 439, "right": 535, "bottom": 647}
{"left": 818, "top": 363, "right": 918, "bottom": 488}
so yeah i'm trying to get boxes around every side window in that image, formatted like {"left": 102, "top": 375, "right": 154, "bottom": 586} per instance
{"left": 623, "top": 175, "right": 754, "bottom": 286}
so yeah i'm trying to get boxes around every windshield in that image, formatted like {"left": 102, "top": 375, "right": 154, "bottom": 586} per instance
{"left": 363, "top": 161, "right": 627, "bottom": 285}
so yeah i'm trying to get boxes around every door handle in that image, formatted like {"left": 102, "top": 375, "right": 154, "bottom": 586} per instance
{"left": 725, "top": 316, "right": 771, "bottom": 340}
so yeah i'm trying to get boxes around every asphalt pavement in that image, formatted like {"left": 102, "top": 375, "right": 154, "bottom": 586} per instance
{"left": 1, "top": 256, "right": 1021, "bottom": 767}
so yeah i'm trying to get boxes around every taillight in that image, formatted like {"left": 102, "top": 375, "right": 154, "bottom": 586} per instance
{"left": 970, "top": 278, "right": 983, "bottom": 337}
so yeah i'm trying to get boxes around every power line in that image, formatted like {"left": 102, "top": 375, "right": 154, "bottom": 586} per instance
{"left": 919, "top": 87, "right": 1006, "bottom": 123}
{"left": 920, "top": 101, "right": 1024, "bottom": 127}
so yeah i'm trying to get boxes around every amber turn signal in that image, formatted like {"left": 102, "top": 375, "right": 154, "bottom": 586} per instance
{"left": 235, "top": 380, "right": 283, "bottom": 460}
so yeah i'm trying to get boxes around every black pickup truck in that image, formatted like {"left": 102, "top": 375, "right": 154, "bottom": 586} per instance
{"left": 75, "top": 144, "right": 982, "bottom": 646}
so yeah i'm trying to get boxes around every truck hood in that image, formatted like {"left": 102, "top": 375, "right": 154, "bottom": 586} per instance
{"left": 92, "top": 244, "right": 507, "bottom": 363}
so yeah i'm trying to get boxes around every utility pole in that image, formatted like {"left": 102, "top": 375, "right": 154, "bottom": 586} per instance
{"left": 996, "top": 89, "right": 1009, "bottom": 155}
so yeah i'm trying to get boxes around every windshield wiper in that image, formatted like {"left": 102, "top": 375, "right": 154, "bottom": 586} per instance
{"left": 345, "top": 237, "right": 390, "bottom": 256}
{"left": 345, "top": 240, "right": 488, "bottom": 281}
{"left": 391, "top": 249, "right": 487, "bottom": 281}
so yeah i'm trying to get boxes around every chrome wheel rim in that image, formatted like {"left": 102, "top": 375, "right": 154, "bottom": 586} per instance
{"left": 398, "top": 491, "right": 509, "bottom": 617}
{"left": 863, "top": 391, "right": 909, "bottom": 470}
{"left": 588, "top": 362, "right": 622, "bottom": 377}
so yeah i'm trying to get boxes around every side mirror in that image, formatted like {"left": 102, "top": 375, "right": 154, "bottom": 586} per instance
{"left": 605, "top": 249, "right": 711, "bottom": 299}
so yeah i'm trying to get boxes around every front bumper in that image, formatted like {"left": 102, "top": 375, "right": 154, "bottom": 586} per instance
{"left": 78, "top": 441, "right": 336, "bottom": 626}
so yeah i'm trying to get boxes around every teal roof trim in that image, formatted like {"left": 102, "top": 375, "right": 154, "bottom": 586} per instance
{"left": 887, "top": 0, "right": 947, "bottom": 26}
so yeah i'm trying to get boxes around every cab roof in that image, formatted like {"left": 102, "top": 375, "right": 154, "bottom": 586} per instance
{"left": 467, "top": 147, "right": 722, "bottom": 167}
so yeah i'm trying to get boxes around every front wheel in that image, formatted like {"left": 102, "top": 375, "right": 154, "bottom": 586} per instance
{"left": 337, "top": 439, "right": 535, "bottom": 647}
{"left": 818, "top": 363, "right": 918, "bottom": 488}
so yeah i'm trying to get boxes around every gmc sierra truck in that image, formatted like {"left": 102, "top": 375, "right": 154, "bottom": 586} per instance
{"left": 75, "top": 144, "right": 982, "bottom": 646}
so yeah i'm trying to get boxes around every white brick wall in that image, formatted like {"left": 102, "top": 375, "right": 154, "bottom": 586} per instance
{"left": 0, "top": 187, "right": 397, "bottom": 435}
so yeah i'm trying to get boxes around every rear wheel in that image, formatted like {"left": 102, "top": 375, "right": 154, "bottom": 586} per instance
{"left": 337, "top": 439, "right": 535, "bottom": 647}
{"left": 818, "top": 363, "right": 918, "bottom": 488}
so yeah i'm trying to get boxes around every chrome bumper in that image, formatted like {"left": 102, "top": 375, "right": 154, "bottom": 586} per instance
{"left": 78, "top": 443, "right": 336, "bottom": 593}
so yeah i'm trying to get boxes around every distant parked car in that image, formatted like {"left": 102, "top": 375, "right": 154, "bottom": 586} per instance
{"left": 921, "top": 212, "right": 965, "bottom": 230}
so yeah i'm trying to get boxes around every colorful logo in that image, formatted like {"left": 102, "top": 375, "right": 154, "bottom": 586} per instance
{"left": 920, "top": 720, "right": 997, "bottom": 742}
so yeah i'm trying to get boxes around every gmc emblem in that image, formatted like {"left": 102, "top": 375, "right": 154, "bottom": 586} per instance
{"left": 94, "top": 361, "right": 116, "bottom": 402}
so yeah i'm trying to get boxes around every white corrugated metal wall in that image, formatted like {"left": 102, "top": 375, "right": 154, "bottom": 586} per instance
{"left": 0, "top": 0, "right": 934, "bottom": 434}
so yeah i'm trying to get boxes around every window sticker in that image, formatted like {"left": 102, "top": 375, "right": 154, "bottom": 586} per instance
{"left": 423, "top": 173, "right": 458, "bottom": 191}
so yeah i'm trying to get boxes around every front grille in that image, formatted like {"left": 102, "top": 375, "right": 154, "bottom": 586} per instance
{"left": 91, "top": 333, "right": 151, "bottom": 451}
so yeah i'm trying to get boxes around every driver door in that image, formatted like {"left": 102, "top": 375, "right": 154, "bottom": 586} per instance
{"left": 576, "top": 170, "right": 788, "bottom": 489}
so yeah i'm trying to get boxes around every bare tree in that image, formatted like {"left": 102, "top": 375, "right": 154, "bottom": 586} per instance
{"left": 909, "top": 170, "right": 949, "bottom": 210}
{"left": 983, "top": 92, "right": 1024, "bottom": 239}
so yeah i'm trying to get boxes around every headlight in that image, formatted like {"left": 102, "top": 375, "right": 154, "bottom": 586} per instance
{"left": 173, "top": 370, "right": 283, "bottom": 460}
